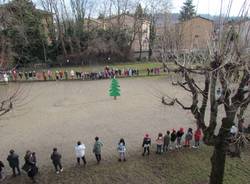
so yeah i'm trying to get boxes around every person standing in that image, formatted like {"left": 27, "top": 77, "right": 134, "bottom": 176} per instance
{"left": 176, "top": 128, "right": 184, "bottom": 148}
{"left": 193, "top": 128, "right": 202, "bottom": 148}
{"left": 156, "top": 133, "right": 163, "bottom": 154}
{"left": 51, "top": 148, "right": 63, "bottom": 174}
{"left": 22, "top": 150, "right": 38, "bottom": 183}
{"left": 75, "top": 141, "right": 87, "bottom": 166}
{"left": 142, "top": 134, "right": 151, "bottom": 156}
{"left": 117, "top": 138, "right": 126, "bottom": 162}
{"left": 0, "top": 161, "right": 5, "bottom": 181}
{"left": 184, "top": 128, "right": 193, "bottom": 147}
{"left": 7, "top": 150, "right": 21, "bottom": 176}
{"left": 163, "top": 131, "right": 170, "bottom": 152}
{"left": 170, "top": 129, "right": 177, "bottom": 150}
{"left": 93, "top": 137, "right": 103, "bottom": 164}
{"left": 70, "top": 70, "right": 75, "bottom": 79}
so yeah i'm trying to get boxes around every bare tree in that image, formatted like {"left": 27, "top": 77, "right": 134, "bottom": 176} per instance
{"left": 161, "top": 4, "right": 250, "bottom": 184}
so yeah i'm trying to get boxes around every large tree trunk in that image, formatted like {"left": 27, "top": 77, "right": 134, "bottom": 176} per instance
{"left": 210, "top": 140, "right": 226, "bottom": 184}
{"left": 209, "top": 117, "right": 233, "bottom": 184}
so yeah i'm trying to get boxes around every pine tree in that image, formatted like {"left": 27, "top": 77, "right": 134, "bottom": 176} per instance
{"left": 109, "top": 78, "right": 120, "bottom": 100}
{"left": 179, "top": 0, "right": 196, "bottom": 21}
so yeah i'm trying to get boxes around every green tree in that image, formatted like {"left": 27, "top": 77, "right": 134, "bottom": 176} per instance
{"left": 109, "top": 78, "right": 121, "bottom": 100}
{"left": 179, "top": 0, "right": 196, "bottom": 21}
{"left": 1, "top": 0, "right": 48, "bottom": 66}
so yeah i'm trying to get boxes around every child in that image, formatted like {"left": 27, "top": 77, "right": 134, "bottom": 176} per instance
{"left": 193, "top": 128, "right": 202, "bottom": 148}
{"left": 156, "top": 133, "right": 163, "bottom": 154}
{"left": 117, "top": 138, "right": 126, "bottom": 162}
{"left": 170, "top": 129, "right": 177, "bottom": 150}
{"left": 142, "top": 134, "right": 151, "bottom": 156}
{"left": 184, "top": 128, "right": 193, "bottom": 147}
{"left": 163, "top": 131, "right": 170, "bottom": 152}
{"left": 176, "top": 128, "right": 184, "bottom": 148}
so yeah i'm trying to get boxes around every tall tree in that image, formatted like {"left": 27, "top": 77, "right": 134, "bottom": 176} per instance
{"left": 162, "top": 17, "right": 250, "bottom": 184}
{"left": 1, "top": 0, "right": 49, "bottom": 66}
{"left": 179, "top": 0, "right": 196, "bottom": 21}
{"left": 134, "top": 3, "right": 144, "bottom": 61}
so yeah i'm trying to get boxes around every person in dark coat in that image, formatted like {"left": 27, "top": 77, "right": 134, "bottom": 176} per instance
{"left": 142, "top": 134, "right": 151, "bottom": 156}
{"left": 0, "top": 161, "right": 5, "bottom": 181}
{"left": 176, "top": 128, "right": 184, "bottom": 148}
{"left": 170, "top": 129, "right": 177, "bottom": 150}
{"left": 50, "top": 148, "right": 63, "bottom": 174}
{"left": 22, "top": 150, "right": 38, "bottom": 183}
{"left": 7, "top": 150, "right": 21, "bottom": 176}
{"left": 163, "top": 131, "right": 170, "bottom": 152}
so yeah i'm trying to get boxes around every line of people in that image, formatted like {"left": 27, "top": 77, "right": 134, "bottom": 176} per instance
{"left": 1, "top": 66, "right": 145, "bottom": 82}
{"left": 0, "top": 129, "right": 201, "bottom": 183}
{"left": 142, "top": 127, "right": 202, "bottom": 156}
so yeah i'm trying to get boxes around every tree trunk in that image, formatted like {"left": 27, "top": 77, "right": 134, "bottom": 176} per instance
{"left": 210, "top": 141, "right": 226, "bottom": 184}
{"left": 209, "top": 116, "right": 233, "bottom": 184}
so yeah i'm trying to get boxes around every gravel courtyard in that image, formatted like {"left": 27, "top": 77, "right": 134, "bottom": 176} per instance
{"left": 0, "top": 77, "right": 249, "bottom": 173}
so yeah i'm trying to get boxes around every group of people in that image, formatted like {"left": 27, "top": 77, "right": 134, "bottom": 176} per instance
{"left": 0, "top": 136, "right": 125, "bottom": 183}
{"left": 146, "top": 67, "right": 161, "bottom": 76}
{"left": 142, "top": 127, "right": 202, "bottom": 156}
{"left": 0, "top": 128, "right": 201, "bottom": 183}
{"left": 1, "top": 65, "right": 163, "bottom": 82}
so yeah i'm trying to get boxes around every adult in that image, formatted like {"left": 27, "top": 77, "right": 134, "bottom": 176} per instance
{"left": 117, "top": 138, "right": 126, "bottom": 162}
{"left": 7, "top": 150, "right": 21, "bottom": 176}
{"left": 0, "top": 161, "right": 5, "bottom": 181}
{"left": 93, "top": 137, "right": 103, "bottom": 164}
{"left": 22, "top": 150, "right": 38, "bottom": 183}
{"left": 51, "top": 148, "right": 63, "bottom": 174}
{"left": 75, "top": 141, "right": 86, "bottom": 166}
{"left": 142, "top": 134, "right": 151, "bottom": 156}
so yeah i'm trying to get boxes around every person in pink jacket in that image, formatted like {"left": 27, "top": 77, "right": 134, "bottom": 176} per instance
{"left": 156, "top": 133, "right": 164, "bottom": 154}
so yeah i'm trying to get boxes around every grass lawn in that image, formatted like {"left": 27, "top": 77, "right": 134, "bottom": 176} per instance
{"left": 5, "top": 146, "right": 250, "bottom": 184}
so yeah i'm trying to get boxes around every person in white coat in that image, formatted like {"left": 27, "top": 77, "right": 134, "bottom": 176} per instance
{"left": 75, "top": 141, "right": 86, "bottom": 165}
{"left": 117, "top": 138, "right": 126, "bottom": 162}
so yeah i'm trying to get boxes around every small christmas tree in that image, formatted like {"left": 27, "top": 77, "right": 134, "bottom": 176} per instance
{"left": 109, "top": 78, "right": 120, "bottom": 100}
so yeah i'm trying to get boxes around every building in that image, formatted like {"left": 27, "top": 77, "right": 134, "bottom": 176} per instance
{"left": 83, "top": 18, "right": 106, "bottom": 31}
{"left": 155, "top": 16, "right": 214, "bottom": 53}
{"left": 176, "top": 16, "right": 214, "bottom": 51}
{"left": 224, "top": 19, "right": 250, "bottom": 50}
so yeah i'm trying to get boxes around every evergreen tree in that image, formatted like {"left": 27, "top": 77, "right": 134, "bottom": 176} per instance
{"left": 109, "top": 78, "right": 121, "bottom": 100}
{"left": 179, "top": 0, "right": 196, "bottom": 21}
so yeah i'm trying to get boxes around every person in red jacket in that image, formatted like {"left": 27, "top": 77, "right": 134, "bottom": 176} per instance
{"left": 193, "top": 128, "right": 202, "bottom": 148}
